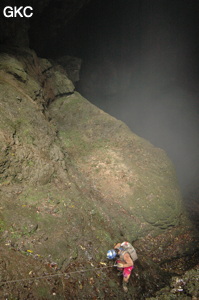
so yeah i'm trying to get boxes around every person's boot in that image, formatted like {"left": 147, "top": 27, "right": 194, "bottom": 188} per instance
{"left": 123, "top": 282, "right": 128, "bottom": 293}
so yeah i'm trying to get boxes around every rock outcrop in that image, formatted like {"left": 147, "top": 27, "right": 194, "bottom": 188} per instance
{"left": 0, "top": 47, "right": 198, "bottom": 299}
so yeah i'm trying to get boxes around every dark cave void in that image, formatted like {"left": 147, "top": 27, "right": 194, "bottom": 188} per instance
{"left": 29, "top": 0, "right": 199, "bottom": 201}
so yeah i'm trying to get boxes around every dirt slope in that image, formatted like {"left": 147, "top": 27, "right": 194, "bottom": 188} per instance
{"left": 0, "top": 47, "right": 198, "bottom": 299}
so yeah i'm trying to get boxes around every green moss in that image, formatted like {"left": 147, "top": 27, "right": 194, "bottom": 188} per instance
{"left": 26, "top": 160, "right": 35, "bottom": 166}
{"left": 37, "top": 286, "right": 51, "bottom": 298}
{"left": 0, "top": 219, "right": 5, "bottom": 233}
{"left": 108, "top": 280, "right": 118, "bottom": 288}
{"left": 59, "top": 129, "right": 109, "bottom": 157}
{"left": 22, "top": 129, "right": 35, "bottom": 144}
{"left": 59, "top": 130, "right": 89, "bottom": 154}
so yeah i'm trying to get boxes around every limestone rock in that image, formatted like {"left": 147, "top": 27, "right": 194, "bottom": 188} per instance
{"left": 0, "top": 53, "right": 28, "bottom": 83}
{"left": 49, "top": 91, "right": 185, "bottom": 236}
{"left": 0, "top": 49, "right": 197, "bottom": 300}
{"left": 56, "top": 55, "right": 82, "bottom": 83}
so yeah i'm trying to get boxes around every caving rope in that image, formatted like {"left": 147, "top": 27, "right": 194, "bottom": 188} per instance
{"left": 0, "top": 265, "right": 113, "bottom": 285}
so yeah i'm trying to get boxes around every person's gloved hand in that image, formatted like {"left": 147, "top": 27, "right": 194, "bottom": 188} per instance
{"left": 117, "top": 263, "right": 124, "bottom": 268}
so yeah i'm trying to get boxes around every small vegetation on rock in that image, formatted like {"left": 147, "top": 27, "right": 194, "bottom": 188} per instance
{"left": 0, "top": 48, "right": 198, "bottom": 299}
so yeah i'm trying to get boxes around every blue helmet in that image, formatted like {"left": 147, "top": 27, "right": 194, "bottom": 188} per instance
{"left": 107, "top": 249, "right": 117, "bottom": 260}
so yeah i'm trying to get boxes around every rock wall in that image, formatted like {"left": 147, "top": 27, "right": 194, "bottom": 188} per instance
{"left": 0, "top": 47, "right": 198, "bottom": 299}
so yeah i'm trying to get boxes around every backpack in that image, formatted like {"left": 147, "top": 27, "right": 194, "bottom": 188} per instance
{"left": 121, "top": 241, "right": 138, "bottom": 261}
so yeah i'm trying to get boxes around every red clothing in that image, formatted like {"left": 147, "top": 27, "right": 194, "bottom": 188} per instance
{"left": 116, "top": 260, "right": 134, "bottom": 278}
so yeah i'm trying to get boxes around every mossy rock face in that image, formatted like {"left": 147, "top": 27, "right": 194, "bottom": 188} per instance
{"left": 49, "top": 92, "right": 184, "bottom": 235}
{"left": 0, "top": 53, "right": 28, "bottom": 82}
{"left": 0, "top": 80, "right": 57, "bottom": 184}
{"left": 0, "top": 49, "right": 198, "bottom": 300}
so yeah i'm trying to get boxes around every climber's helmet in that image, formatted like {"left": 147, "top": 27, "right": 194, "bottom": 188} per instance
{"left": 107, "top": 249, "right": 117, "bottom": 260}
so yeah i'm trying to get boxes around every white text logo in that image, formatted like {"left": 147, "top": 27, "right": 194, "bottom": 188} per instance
{"left": 3, "top": 6, "right": 33, "bottom": 18}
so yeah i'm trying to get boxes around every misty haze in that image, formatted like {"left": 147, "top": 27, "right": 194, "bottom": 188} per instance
{"left": 1, "top": 0, "right": 199, "bottom": 298}
{"left": 29, "top": 0, "right": 199, "bottom": 204}
{"left": 68, "top": 0, "right": 199, "bottom": 203}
